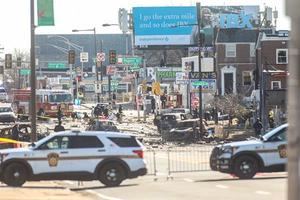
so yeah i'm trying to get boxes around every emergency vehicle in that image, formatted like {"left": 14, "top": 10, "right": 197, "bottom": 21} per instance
{"left": 0, "top": 130, "right": 147, "bottom": 187}
{"left": 12, "top": 89, "right": 73, "bottom": 117}
{"left": 210, "top": 123, "right": 287, "bottom": 179}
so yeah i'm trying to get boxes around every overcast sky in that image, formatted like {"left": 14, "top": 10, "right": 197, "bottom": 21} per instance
{"left": 0, "top": 0, "right": 289, "bottom": 52}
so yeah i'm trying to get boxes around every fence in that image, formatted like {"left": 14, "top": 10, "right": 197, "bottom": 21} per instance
{"left": 145, "top": 145, "right": 214, "bottom": 179}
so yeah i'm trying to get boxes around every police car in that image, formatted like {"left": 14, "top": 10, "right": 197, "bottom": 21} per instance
{"left": 0, "top": 130, "right": 147, "bottom": 187}
{"left": 210, "top": 123, "right": 287, "bottom": 179}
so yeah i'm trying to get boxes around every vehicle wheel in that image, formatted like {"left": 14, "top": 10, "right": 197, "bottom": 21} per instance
{"left": 233, "top": 155, "right": 258, "bottom": 179}
{"left": 99, "top": 163, "right": 125, "bottom": 187}
{"left": 3, "top": 163, "right": 27, "bottom": 187}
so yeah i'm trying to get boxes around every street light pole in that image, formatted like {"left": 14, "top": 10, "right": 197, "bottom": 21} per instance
{"left": 72, "top": 28, "right": 100, "bottom": 103}
{"left": 197, "top": 2, "right": 203, "bottom": 138}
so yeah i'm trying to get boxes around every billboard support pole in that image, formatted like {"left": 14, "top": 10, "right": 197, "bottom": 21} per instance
{"left": 197, "top": 2, "right": 203, "bottom": 139}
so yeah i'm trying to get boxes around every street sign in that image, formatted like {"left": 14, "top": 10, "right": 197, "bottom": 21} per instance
{"left": 129, "top": 65, "right": 140, "bottom": 72}
{"left": 48, "top": 63, "right": 66, "bottom": 69}
{"left": 20, "top": 69, "right": 31, "bottom": 75}
{"left": 97, "top": 52, "right": 105, "bottom": 62}
{"left": 191, "top": 81, "right": 209, "bottom": 86}
{"left": 80, "top": 52, "right": 89, "bottom": 63}
{"left": 122, "top": 57, "right": 142, "bottom": 65}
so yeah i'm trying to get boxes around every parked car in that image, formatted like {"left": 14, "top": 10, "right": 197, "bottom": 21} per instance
{"left": 0, "top": 103, "right": 16, "bottom": 123}
{"left": 0, "top": 87, "right": 8, "bottom": 102}
{"left": 0, "top": 130, "right": 147, "bottom": 187}
{"left": 210, "top": 123, "right": 287, "bottom": 179}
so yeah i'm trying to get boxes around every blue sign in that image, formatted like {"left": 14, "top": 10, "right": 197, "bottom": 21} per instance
{"left": 133, "top": 7, "right": 197, "bottom": 46}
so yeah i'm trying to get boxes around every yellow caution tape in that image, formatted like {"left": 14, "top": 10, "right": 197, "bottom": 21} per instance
{"left": 0, "top": 138, "right": 30, "bottom": 145}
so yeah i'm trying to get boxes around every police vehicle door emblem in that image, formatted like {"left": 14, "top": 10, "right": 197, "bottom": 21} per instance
{"left": 47, "top": 153, "right": 59, "bottom": 167}
{"left": 278, "top": 144, "right": 287, "bottom": 158}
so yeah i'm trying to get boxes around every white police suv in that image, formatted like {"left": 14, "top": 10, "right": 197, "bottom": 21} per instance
{"left": 210, "top": 123, "right": 287, "bottom": 179}
{"left": 0, "top": 131, "right": 147, "bottom": 187}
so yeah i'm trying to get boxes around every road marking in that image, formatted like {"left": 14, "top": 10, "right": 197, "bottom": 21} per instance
{"left": 156, "top": 172, "right": 168, "bottom": 176}
{"left": 183, "top": 178, "right": 195, "bottom": 182}
{"left": 255, "top": 191, "right": 271, "bottom": 195}
{"left": 63, "top": 181, "right": 75, "bottom": 185}
{"left": 216, "top": 184, "right": 229, "bottom": 189}
{"left": 87, "top": 190, "right": 123, "bottom": 200}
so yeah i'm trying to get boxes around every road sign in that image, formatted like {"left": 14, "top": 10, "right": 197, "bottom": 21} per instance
{"left": 94, "top": 83, "right": 102, "bottom": 93}
{"left": 48, "top": 63, "right": 66, "bottom": 69}
{"left": 122, "top": 57, "right": 142, "bottom": 65}
{"left": 80, "top": 52, "right": 89, "bottom": 63}
{"left": 97, "top": 52, "right": 105, "bottom": 62}
{"left": 129, "top": 65, "right": 140, "bottom": 72}
{"left": 20, "top": 69, "right": 31, "bottom": 75}
{"left": 152, "top": 82, "right": 161, "bottom": 96}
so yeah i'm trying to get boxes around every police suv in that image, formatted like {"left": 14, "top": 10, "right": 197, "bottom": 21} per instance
{"left": 210, "top": 123, "right": 287, "bottom": 179}
{"left": 0, "top": 131, "right": 147, "bottom": 187}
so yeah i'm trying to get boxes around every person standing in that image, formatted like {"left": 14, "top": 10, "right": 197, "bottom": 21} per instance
{"left": 253, "top": 118, "right": 263, "bottom": 136}
{"left": 151, "top": 97, "right": 156, "bottom": 113}
{"left": 57, "top": 105, "right": 63, "bottom": 123}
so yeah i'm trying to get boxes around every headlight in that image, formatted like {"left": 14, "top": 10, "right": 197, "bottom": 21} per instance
{"left": 221, "top": 146, "right": 239, "bottom": 154}
{"left": 221, "top": 146, "right": 233, "bottom": 154}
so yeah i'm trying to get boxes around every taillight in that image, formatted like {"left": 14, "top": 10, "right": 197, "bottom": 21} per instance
{"left": 51, "top": 105, "right": 57, "bottom": 110}
{"left": 133, "top": 150, "right": 144, "bottom": 158}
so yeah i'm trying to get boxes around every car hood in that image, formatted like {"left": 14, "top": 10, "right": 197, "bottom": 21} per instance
{"left": 221, "top": 139, "right": 263, "bottom": 148}
{"left": 0, "top": 148, "right": 31, "bottom": 154}
{"left": 0, "top": 112, "right": 15, "bottom": 116}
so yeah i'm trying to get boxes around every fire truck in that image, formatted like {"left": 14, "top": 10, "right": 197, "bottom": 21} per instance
{"left": 12, "top": 89, "right": 73, "bottom": 117}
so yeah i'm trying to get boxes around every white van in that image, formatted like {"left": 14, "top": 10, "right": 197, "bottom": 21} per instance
{"left": 0, "top": 87, "right": 8, "bottom": 102}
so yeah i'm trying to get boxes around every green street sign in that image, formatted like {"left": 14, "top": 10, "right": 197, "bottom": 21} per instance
{"left": 20, "top": 69, "right": 31, "bottom": 75}
{"left": 122, "top": 57, "right": 142, "bottom": 65}
{"left": 129, "top": 64, "right": 140, "bottom": 72}
{"left": 48, "top": 63, "right": 66, "bottom": 69}
{"left": 192, "top": 81, "right": 209, "bottom": 86}
{"left": 37, "top": 0, "right": 55, "bottom": 26}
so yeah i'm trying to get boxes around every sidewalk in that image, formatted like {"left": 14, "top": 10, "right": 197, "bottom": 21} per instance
{"left": 0, "top": 181, "right": 95, "bottom": 200}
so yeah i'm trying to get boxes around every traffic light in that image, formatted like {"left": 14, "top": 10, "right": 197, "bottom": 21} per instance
{"left": 17, "top": 57, "right": 22, "bottom": 67}
{"left": 5, "top": 54, "right": 12, "bottom": 69}
{"left": 109, "top": 50, "right": 117, "bottom": 64}
{"left": 68, "top": 50, "right": 76, "bottom": 64}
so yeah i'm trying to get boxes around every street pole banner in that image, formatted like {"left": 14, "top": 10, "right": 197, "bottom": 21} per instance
{"left": 37, "top": 0, "right": 55, "bottom": 26}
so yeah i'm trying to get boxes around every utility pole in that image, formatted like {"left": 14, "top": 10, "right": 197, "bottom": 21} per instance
{"left": 30, "top": 0, "right": 37, "bottom": 142}
{"left": 287, "top": 0, "right": 300, "bottom": 199}
{"left": 197, "top": 2, "right": 203, "bottom": 139}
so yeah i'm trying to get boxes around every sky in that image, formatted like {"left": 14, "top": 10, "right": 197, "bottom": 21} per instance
{"left": 0, "top": 0, "right": 289, "bottom": 52}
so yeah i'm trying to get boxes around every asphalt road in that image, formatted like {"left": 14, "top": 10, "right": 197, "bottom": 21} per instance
{"left": 62, "top": 171, "right": 286, "bottom": 200}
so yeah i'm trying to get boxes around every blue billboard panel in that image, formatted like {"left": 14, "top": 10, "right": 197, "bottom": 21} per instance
{"left": 133, "top": 7, "right": 197, "bottom": 46}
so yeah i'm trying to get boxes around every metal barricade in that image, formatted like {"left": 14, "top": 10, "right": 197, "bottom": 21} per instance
{"left": 144, "top": 149, "right": 157, "bottom": 178}
{"left": 166, "top": 145, "right": 214, "bottom": 178}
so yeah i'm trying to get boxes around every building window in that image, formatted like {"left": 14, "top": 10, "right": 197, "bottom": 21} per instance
{"left": 271, "top": 81, "right": 281, "bottom": 90}
{"left": 276, "top": 49, "right": 288, "bottom": 64}
{"left": 250, "top": 43, "right": 255, "bottom": 57}
{"left": 243, "top": 71, "right": 252, "bottom": 86}
{"left": 225, "top": 44, "right": 236, "bottom": 57}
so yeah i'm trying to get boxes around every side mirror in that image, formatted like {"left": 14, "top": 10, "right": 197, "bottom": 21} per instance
{"left": 30, "top": 142, "right": 36, "bottom": 148}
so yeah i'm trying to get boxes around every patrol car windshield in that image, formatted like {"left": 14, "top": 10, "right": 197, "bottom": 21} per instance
{"left": 262, "top": 124, "right": 288, "bottom": 141}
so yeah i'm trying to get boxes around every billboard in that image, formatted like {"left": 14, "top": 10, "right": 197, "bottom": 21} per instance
{"left": 133, "top": 7, "right": 197, "bottom": 46}
{"left": 133, "top": 6, "right": 259, "bottom": 47}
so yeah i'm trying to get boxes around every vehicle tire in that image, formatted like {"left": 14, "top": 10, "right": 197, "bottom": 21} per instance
{"left": 99, "top": 163, "right": 125, "bottom": 187}
{"left": 233, "top": 155, "right": 258, "bottom": 179}
{"left": 3, "top": 163, "right": 27, "bottom": 187}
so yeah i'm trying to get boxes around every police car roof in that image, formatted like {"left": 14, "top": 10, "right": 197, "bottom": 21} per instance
{"left": 52, "top": 130, "right": 134, "bottom": 137}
